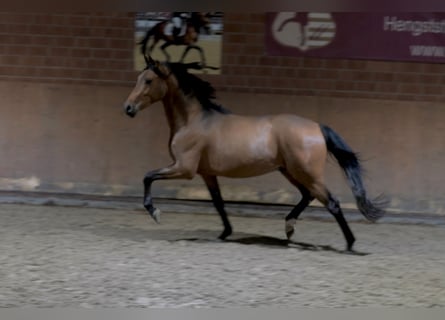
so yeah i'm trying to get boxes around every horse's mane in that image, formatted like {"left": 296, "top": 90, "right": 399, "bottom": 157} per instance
{"left": 167, "top": 63, "right": 231, "bottom": 114}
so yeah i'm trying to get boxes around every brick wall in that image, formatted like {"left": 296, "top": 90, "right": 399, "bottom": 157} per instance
{"left": 0, "top": 13, "right": 135, "bottom": 85}
{"left": 1, "top": 12, "right": 444, "bottom": 102}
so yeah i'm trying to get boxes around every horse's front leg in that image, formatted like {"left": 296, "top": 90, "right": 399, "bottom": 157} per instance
{"left": 143, "top": 163, "right": 195, "bottom": 223}
{"left": 160, "top": 42, "right": 172, "bottom": 62}
{"left": 148, "top": 38, "right": 159, "bottom": 55}
{"left": 201, "top": 174, "right": 232, "bottom": 240}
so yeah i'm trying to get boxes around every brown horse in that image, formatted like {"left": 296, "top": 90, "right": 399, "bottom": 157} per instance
{"left": 123, "top": 56, "right": 386, "bottom": 251}
{"left": 139, "top": 12, "right": 211, "bottom": 66}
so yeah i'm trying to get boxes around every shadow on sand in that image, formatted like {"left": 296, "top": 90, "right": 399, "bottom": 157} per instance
{"left": 81, "top": 223, "right": 368, "bottom": 256}
{"left": 169, "top": 234, "right": 369, "bottom": 256}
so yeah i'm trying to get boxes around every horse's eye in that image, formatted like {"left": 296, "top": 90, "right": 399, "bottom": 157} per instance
{"left": 145, "top": 79, "right": 152, "bottom": 85}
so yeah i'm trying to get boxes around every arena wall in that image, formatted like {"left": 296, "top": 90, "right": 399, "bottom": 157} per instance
{"left": 1, "top": 13, "right": 444, "bottom": 215}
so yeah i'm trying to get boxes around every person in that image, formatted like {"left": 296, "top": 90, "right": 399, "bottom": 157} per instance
{"left": 171, "top": 12, "right": 190, "bottom": 39}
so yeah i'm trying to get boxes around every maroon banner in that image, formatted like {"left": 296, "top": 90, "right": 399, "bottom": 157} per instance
{"left": 266, "top": 12, "right": 445, "bottom": 63}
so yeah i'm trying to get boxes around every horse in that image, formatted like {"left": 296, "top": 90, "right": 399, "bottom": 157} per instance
{"left": 123, "top": 55, "right": 386, "bottom": 252}
{"left": 139, "top": 12, "right": 211, "bottom": 66}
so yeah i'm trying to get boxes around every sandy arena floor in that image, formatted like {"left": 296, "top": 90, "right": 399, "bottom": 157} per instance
{"left": 1, "top": 202, "right": 444, "bottom": 307}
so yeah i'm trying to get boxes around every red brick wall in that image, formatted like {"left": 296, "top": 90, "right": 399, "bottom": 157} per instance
{"left": 0, "top": 13, "right": 135, "bottom": 85}
{"left": 1, "top": 12, "right": 444, "bottom": 102}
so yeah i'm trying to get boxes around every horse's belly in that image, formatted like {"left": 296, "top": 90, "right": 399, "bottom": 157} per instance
{"left": 217, "top": 162, "right": 279, "bottom": 178}
{"left": 199, "top": 159, "right": 279, "bottom": 178}
{"left": 199, "top": 145, "right": 280, "bottom": 178}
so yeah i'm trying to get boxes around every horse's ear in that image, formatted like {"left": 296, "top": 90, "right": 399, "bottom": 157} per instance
{"left": 144, "top": 54, "right": 156, "bottom": 68}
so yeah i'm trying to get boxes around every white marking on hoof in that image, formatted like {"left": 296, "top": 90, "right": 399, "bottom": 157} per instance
{"left": 151, "top": 208, "right": 161, "bottom": 224}
{"left": 285, "top": 218, "right": 296, "bottom": 239}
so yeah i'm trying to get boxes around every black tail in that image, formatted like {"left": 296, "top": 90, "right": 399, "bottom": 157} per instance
{"left": 320, "top": 125, "right": 386, "bottom": 222}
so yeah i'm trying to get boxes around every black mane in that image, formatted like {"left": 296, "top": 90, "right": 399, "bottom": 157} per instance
{"left": 167, "top": 63, "right": 231, "bottom": 114}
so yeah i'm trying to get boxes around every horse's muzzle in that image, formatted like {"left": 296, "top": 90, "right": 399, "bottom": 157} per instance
{"left": 125, "top": 105, "right": 136, "bottom": 118}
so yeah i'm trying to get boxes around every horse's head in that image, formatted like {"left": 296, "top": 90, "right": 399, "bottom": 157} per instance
{"left": 124, "top": 55, "right": 170, "bottom": 118}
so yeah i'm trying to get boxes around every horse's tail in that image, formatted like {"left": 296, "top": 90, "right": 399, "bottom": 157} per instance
{"left": 138, "top": 25, "right": 157, "bottom": 56}
{"left": 320, "top": 124, "right": 386, "bottom": 222}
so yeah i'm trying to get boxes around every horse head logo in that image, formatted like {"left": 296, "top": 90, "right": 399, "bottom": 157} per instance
{"left": 272, "top": 12, "right": 336, "bottom": 51}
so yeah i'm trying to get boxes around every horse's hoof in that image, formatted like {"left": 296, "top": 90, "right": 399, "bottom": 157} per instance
{"left": 218, "top": 228, "right": 232, "bottom": 240}
{"left": 285, "top": 218, "right": 296, "bottom": 239}
{"left": 343, "top": 249, "right": 368, "bottom": 256}
{"left": 343, "top": 244, "right": 356, "bottom": 254}
{"left": 150, "top": 208, "right": 161, "bottom": 224}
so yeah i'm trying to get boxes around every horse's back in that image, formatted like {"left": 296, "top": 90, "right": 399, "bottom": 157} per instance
{"left": 203, "top": 112, "right": 325, "bottom": 158}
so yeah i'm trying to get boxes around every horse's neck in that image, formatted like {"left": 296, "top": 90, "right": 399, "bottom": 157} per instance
{"left": 188, "top": 16, "right": 202, "bottom": 30}
{"left": 162, "top": 89, "right": 201, "bottom": 136}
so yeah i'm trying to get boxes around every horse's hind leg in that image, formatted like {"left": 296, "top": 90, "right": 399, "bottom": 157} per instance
{"left": 285, "top": 188, "right": 313, "bottom": 239}
{"left": 309, "top": 182, "right": 356, "bottom": 251}
{"left": 280, "top": 169, "right": 314, "bottom": 239}
{"left": 201, "top": 174, "right": 232, "bottom": 240}
{"left": 180, "top": 45, "right": 206, "bottom": 66}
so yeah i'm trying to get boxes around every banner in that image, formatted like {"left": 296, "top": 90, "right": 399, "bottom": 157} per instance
{"left": 266, "top": 12, "right": 445, "bottom": 63}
